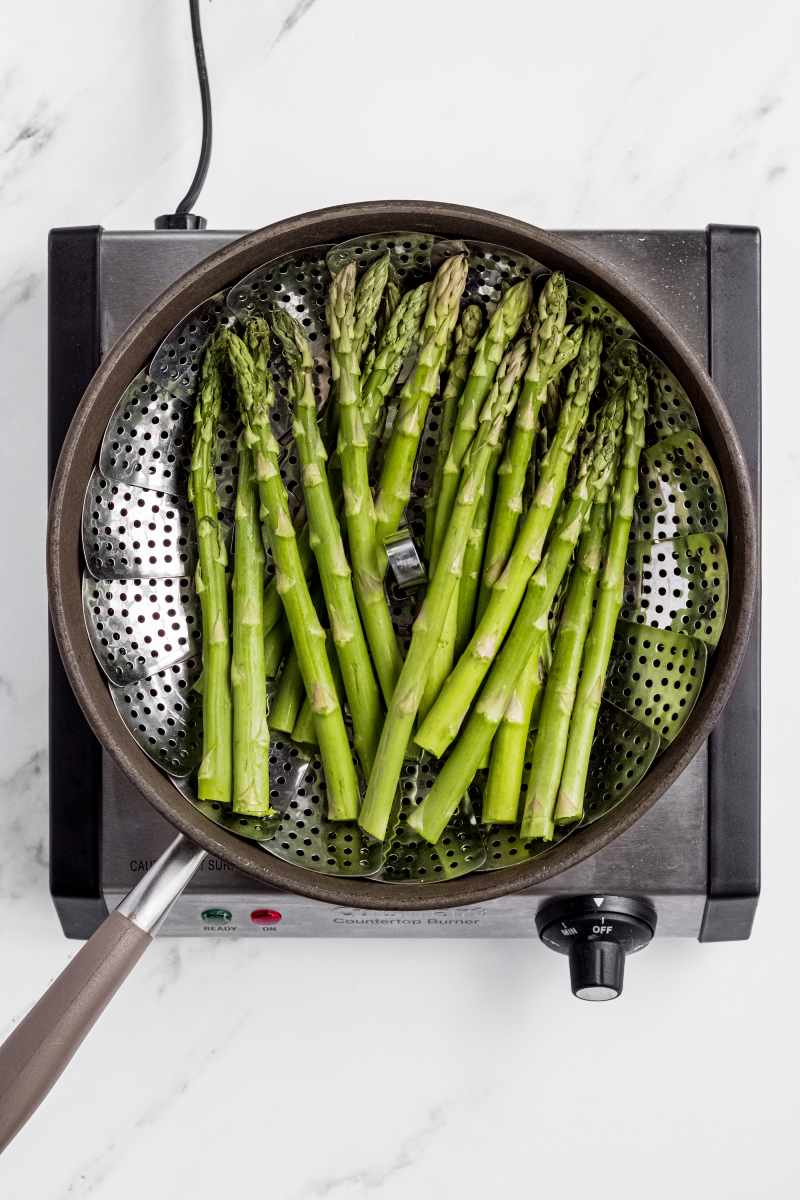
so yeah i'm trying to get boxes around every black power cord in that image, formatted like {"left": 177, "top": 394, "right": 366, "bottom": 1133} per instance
{"left": 155, "top": 0, "right": 212, "bottom": 230}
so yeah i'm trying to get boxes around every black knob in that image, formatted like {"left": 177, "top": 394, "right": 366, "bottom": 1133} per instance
{"left": 536, "top": 896, "right": 656, "bottom": 1002}
{"left": 569, "top": 939, "right": 625, "bottom": 1001}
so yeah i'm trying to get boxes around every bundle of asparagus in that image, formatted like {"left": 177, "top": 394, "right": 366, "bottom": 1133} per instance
{"left": 186, "top": 246, "right": 653, "bottom": 861}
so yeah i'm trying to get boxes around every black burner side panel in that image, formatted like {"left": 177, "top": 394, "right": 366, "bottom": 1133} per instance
{"left": 700, "top": 226, "right": 762, "bottom": 941}
{"left": 48, "top": 227, "right": 107, "bottom": 937}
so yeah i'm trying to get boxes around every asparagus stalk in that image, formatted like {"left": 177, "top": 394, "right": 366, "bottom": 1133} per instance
{"left": 482, "top": 636, "right": 551, "bottom": 824}
{"left": 271, "top": 645, "right": 304, "bottom": 734}
{"left": 293, "top": 630, "right": 345, "bottom": 748}
{"left": 424, "top": 304, "right": 483, "bottom": 560}
{"left": 379, "top": 270, "right": 402, "bottom": 331}
{"left": 273, "top": 308, "right": 382, "bottom": 774}
{"left": 520, "top": 484, "right": 613, "bottom": 838}
{"left": 428, "top": 280, "right": 532, "bottom": 566}
{"left": 358, "top": 362, "right": 523, "bottom": 842}
{"left": 189, "top": 339, "right": 232, "bottom": 804}
{"left": 479, "top": 274, "right": 582, "bottom": 612}
{"left": 263, "top": 614, "right": 289, "bottom": 678}
{"left": 373, "top": 255, "right": 469, "bottom": 552}
{"left": 353, "top": 253, "right": 391, "bottom": 365}
{"left": 455, "top": 337, "right": 529, "bottom": 654}
{"left": 223, "top": 321, "right": 360, "bottom": 821}
{"left": 419, "top": 593, "right": 458, "bottom": 721}
{"left": 361, "top": 266, "right": 403, "bottom": 382}
{"left": 361, "top": 282, "right": 431, "bottom": 450}
{"left": 407, "top": 395, "right": 624, "bottom": 844}
{"left": 483, "top": 531, "right": 577, "bottom": 824}
{"left": 415, "top": 325, "right": 603, "bottom": 758}
{"left": 263, "top": 522, "right": 314, "bottom": 634}
{"left": 554, "top": 361, "right": 649, "bottom": 826}
{"left": 417, "top": 306, "right": 486, "bottom": 717}
{"left": 290, "top": 692, "right": 317, "bottom": 747}
{"left": 230, "top": 442, "right": 272, "bottom": 815}
{"left": 329, "top": 265, "right": 404, "bottom": 703}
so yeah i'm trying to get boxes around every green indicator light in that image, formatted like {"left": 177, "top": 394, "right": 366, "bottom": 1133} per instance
{"left": 201, "top": 907, "right": 232, "bottom": 924}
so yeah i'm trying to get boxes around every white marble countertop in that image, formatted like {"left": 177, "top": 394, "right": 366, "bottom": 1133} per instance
{"left": 0, "top": 0, "right": 795, "bottom": 1195}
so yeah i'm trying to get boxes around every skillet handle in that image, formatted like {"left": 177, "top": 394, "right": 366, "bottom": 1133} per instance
{"left": 0, "top": 834, "right": 205, "bottom": 1154}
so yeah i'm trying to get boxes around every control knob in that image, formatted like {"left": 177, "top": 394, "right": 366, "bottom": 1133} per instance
{"left": 536, "top": 896, "right": 656, "bottom": 1001}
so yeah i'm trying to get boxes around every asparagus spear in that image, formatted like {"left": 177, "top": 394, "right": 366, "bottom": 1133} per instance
{"left": 379, "top": 270, "right": 402, "bottom": 329}
{"left": 271, "top": 645, "right": 304, "bottom": 734}
{"left": 329, "top": 265, "right": 404, "bottom": 703}
{"left": 223, "top": 322, "right": 360, "bottom": 821}
{"left": 423, "top": 339, "right": 528, "bottom": 710}
{"left": 361, "top": 282, "right": 431, "bottom": 450}
{"left": 189, "top": 339, "right": 232, "bottom": 805}
{"left": 407, "top": 395, "right": 624, "bottom": 844}
{"left": 428, "top": 280, "right": 532, "bottom": 566}
{"left": 292, "top": 630, "right": 345, "bottom": 748}
{"left": 479, "top": 274, "right": 582, "bottom": 612}
{"left": 353, "top": 253, "right": 391, "bottom": 365}
{"left": 270, "top": 581, "right": 325, "bottom": 735}
{"left": 520, "top": 471, "right": 614, "bottom": 838}
{"left": 419, "top": 595, "right": 459, "bottom": 721}
{"left": 230, "top": 441, "right": 272, "bottom": 815}
{"left": 417, "top": 306, "right": 486, "bottom": 716}
{"left": 554, "top": 361, "right": 649, "bottom": 826}
{"left": 424, "top": 304, "right": 483, "bottom": 560}
{"left": 415, "top": 325, "right": 602, "bottom": 758}
{"left": 273, "top": 308, "right": 382, "bottom": 774}
{"left": 358, "top": 356, "right": 522, "bottom": 842}
{"left": 230, "top": 446, "right": 271, "bottom": 820}
{"left": 482, "top": 636, "right": 551, "bottom": 825}
{"left": 373, "top": 255, "right": 469, "bottom": 552}
{"left": 290, "top": 692, "right": 317, "bottom": 747}
{"left": 455, "top": 337, "right": 529, "bottom": 654}
{"left": 263, "top": 614, "right": 289, "bottom": 678}
{"left": 263, "top": 522, "right": 314, "bottom": 634}
{"left": 361, "top": 265, "right": 401, "bottom": 380}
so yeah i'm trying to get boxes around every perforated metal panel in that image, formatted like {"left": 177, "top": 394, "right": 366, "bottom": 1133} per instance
{"left": 327, "top": 232, "right": 434, "bottom": 284}
{"left": 581, "top": 702, "right": 661, "bottom": 817}
{"left": 110, "top": 655, "right": 202, "bottom": 776}
{"left": 150, "top": 290, "right": 235, "bottom": 399}
{"left": 377, "top": 756, "right": 487, "bottom": 883}
{"left": 82, "top": 469, "right": 198, "bottom": 580}
{"left": 605, "top": 619, "right": 707, "bottom": 744}
{"left": 171, "top": 778, "right": 281, "bottom": 843}
{"left": 634, "top": 430, "right": 728, "bottom": 543}
{"left": 82, "top": 573, "right": 200, "bottom": 685}
{"left": 262, "top": 742, "right": 383, "bottom": 877}
{"left": 98, "top": 368, "right": 239, "bottom": 504}
{"left": 480, "top": 823, "right": 574, "bottom": 872}
{"left": 567, "top": 283, "right": 636, "bottom": 343}
{"left": 637, "top": 344, "right": 700, "bottom": 443}
{"left": 622, "top": 533, "right": 729, "bottom": 647}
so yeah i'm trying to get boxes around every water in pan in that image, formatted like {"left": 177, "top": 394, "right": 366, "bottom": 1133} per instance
{"left": 84, "top": 230, "right": 727, "bottom": 880}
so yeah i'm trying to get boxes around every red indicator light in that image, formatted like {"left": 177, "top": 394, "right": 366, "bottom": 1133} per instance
{"left": 250, "top": 908, "right": 282, "bottom": 926}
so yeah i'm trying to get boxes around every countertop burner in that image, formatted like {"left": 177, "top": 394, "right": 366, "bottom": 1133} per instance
{"left": 48, "top": 224, "right": 760, "bottom": 944}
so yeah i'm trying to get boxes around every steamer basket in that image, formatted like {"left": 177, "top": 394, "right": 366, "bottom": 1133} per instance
{"left": 48, "top": 200, "right": 757, "bottom": 911}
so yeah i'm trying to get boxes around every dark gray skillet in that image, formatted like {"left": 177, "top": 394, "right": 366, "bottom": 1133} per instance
{"left": 0, "top": 202, "right": 756, "bottom": 1151}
